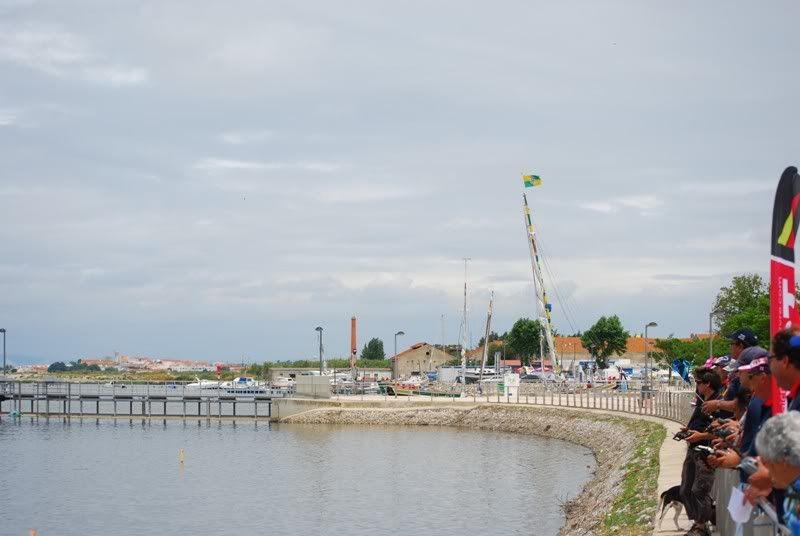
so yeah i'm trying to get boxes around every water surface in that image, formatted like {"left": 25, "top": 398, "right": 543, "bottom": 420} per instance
{"left": 0, "top": 419, "right": 594, "bottom": 536}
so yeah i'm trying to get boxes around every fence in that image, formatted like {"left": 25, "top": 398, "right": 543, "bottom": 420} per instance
{"left": 0, "top": 380, "right": 285, "bottom": 420}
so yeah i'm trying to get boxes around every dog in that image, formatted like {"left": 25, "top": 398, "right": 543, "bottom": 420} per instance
{"left": 657, "top": 485, "right": 685, "bottom": 530}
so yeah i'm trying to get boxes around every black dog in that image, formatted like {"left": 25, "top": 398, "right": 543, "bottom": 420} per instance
{"left": 658, "top": 485, "right": 685, "bottom": 530}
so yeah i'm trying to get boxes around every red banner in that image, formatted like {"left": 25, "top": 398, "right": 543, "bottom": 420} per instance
{"left": 770, "top": 257, "right": 799, "bottom": 335}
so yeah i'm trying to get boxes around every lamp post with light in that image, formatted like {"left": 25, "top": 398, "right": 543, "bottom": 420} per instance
{"left": 315, "top": 326, "right": 324, "bottom": 374}
{"left": 393, "top": 331, "right": 405, "bottom": 379}
{"left": 0, "top": 328, "right": 5, "bottom": 378}
{"left": 644, "top": 321, "right": 657, "bottom": 389}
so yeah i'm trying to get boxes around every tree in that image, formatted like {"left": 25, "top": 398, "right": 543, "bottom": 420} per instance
{"left": 361, "top": 338, "right": 385, "bottom": 361}
{"left": 477, "top": 331, "right": 503, "bottom": 348}
{"left": 485, "top": 342, "right": 504, "bottom": 366}
{"left": 712, "top": 274, "right": 770, "bottom": 344}
{"left": 581, "top": 315, "right": 630, "bottom": 369}
{"left": 47, "top": 361, "right": 67, "bottom": 372}
{"left": 653, "top": 334, "right": 731, "bottom": 369}
{"left": 505, "top": 318, "right": 545, "bottom": 366}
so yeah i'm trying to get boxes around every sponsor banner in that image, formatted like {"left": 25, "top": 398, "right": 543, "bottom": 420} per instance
{"left": 770, "top": 166, "right": 800, "bottom": 335}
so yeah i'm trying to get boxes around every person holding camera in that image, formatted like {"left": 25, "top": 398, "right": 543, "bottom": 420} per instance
{"left": 753, "top": 412, "right": 800, "bottom": 530}
{"left": 679, "top": 371, "right": 724, "bottom": 535}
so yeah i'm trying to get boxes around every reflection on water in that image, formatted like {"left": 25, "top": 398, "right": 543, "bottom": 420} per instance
{"left": 0, "top": 420, "right": 594, "bottom": 536}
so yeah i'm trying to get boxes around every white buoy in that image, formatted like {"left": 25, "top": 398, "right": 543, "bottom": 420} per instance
{"left": 179, "top": 448, "right": 185, "bottom": 464}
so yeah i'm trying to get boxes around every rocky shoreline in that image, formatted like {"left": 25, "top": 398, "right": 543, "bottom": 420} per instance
{"left": 281, "top": 404, "right": 664, "bottom": 535}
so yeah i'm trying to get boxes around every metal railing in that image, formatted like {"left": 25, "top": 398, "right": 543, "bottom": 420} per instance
{"left": 0, "top": 380, "right": 293, "bottom": 420}
{"left": 458, "top": 386, "right": 696, "bottom": 424}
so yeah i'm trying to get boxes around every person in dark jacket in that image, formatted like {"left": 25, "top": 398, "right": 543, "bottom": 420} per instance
{"left": 770, "top": 328, "right": 800, "bottom": 412}
{"left": 679, "top": 371, "right": 723, "bottom": 535}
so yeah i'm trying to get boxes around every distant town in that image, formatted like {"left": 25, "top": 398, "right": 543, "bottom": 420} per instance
{"left": 15, "top": 354, "right": 234, "bottom": 375}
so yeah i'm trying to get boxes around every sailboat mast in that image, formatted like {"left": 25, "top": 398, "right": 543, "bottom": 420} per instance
{"left": 478, "top": 291, "right": 494, "bottom": 385}
{"left": 461, "top": 257, "right": 470, "bottom": 388}
{"left": 522, "top": 192, "right": 557, "bottom": 372}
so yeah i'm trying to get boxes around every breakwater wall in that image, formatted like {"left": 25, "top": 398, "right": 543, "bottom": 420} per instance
{"left": 279, "top": 402, "right": 665, "bottom": 536}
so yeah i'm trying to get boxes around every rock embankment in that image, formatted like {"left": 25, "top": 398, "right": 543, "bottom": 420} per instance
{"left": 281, "top": 404, "right": 663, "bottom": 535}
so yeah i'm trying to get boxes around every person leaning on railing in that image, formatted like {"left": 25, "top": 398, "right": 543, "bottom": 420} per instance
{"left": 770, "top": 328, "right": 800, "bottom": 412}
{"left": 679, "top": 371, "right": 725, "bottom": 536}
{"left": 754, "top": 412, "right": 800, "bottom": 532}
{"left": 702, "top": 328, "right": 759, "bottom": 417}
{"left": 743, "top": 328, "right": 800, "bottom": 510}
{"left": 704, "top": 347, "right": 771, "bottom": 471}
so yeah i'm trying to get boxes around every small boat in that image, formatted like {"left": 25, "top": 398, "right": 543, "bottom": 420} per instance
{"left": 384, "top": 376, "right": 423, "bottom": 396}
{"left": 221, "top": 377, "right": 268, "bottom": 395}
{"left": 186, "top": 378, "right": 221, "bottom": 389}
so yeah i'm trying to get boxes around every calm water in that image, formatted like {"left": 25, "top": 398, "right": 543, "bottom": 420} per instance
{"left": 0, "top": 420, "right": 594, "bottom": 536}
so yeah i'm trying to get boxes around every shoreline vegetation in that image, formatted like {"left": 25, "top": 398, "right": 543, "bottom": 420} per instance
{"left": 12, "top": 358, "right": 392, "bottom": 382}
{"left": 281, "top": 404, "right": 665, "bottom": 536}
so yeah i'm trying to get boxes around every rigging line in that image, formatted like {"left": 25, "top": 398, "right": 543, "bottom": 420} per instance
{"left": 529, "top": 213, "right": 610, "bottom": 355}
{"left": 528, "top": 210, "right": 582, "bottom": 334}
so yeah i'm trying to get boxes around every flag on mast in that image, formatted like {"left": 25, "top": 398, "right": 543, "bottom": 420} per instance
{"left": 522, "top": 174, "right": 542, "bottom": 188}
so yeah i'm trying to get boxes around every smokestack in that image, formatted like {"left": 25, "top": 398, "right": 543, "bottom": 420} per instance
{"left": 350, "top": 316, "right": 357, "bottom": 369}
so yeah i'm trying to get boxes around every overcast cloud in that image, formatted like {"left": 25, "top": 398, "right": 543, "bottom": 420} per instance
{"left": 1, "top": 1, "right": 798, "bottom": 363}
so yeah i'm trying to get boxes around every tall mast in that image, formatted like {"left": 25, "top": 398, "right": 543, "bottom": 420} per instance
{"left": 460, "top": 257, "right": 470, "bottom": 388}
{"left": 478, "top": 291, "right": 494, "bottom": 385}
{"left": 522, "top": 192, "right": 557, "bottom": 371}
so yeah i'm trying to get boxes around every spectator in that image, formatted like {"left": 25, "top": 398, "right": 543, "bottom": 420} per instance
{"left": 703, "top": 328, "right": 758, "bottom": 416}
{"left": 754, "top": 412, "right": 800, "bottom": 529}
{"left": 769, "top": 328, "right": 800, "bottom": 412}
{"left": 680, "top": 371, "right": 723, "bottom": 535}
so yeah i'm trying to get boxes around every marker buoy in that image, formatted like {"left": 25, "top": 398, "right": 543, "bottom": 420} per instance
{"left": 179, "top": 448, "right": 185, "bottom": 464}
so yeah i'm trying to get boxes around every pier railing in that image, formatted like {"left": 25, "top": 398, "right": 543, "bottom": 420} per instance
{"left": 0, "top": 380, "right": 294, "bottom": 420}
{"left": 371, "top": 383, "right": 695, "bottom": 425}
{"left": 477, "top": 385, "right": 695, "bottom": 424}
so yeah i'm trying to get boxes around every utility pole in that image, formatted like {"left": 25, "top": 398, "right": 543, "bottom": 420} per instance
{"left": 460, "top": 258, "right": 471, "bottom": 388}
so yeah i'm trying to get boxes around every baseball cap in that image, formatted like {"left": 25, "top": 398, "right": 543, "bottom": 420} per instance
{"left": 725, "top": 346, "right": 768, "bottom": 372}
{"left": 727, "top": 328, "right": 758, "bottom": 348}
{"left": 738, "top": 356, "right": 770, "bottom": 374}
{"left": 713, "top": 355, "right": 731, "bottom": 367}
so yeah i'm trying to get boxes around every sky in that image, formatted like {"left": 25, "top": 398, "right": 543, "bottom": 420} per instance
{"left": 1, "top": 1, "right": 799, "bottom": 364}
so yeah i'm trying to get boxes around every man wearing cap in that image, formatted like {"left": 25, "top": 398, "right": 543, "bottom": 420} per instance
{"left": 679, "top": 371, "right": 724, "bottom": 535}
{"left": 769, "top": 327, "right": 800, "bottom": 412}
{"left": 743, "top": 328, "right": 800, "bottom": 506}
{"left": 702, "top": 328, "right": 758, "bottom": 416}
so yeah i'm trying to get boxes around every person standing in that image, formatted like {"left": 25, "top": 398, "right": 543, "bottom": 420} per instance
{"left": 680, "top": 372, "right": 724, "bottom": 535}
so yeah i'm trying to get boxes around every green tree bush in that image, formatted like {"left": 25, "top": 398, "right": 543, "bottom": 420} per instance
{"left": 581, "top": 315, "right": 630, "bottom": 369}
{"left": 361, "top": 338, "right": 386, "bottom": 361}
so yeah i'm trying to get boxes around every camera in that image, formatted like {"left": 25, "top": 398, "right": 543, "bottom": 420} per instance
{"left": 673, "top": 430, "right": 691, "bottom": 441}
{"left": 712, "top": 428, "right": 733, "bottom": 439}
{"left": 692, "top": 445, "right": 717, "bottom": 458}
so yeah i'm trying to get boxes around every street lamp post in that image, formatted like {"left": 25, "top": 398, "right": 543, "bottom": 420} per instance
{"left": 315, "top": 327, "right": 324, "bottom": 374}
{"left": 393, "top": 331, "right": 405, "bottom": 379}
{"left": 644, "top": 321, "right": 657, "bottom": 389}
{"left": 708, "top": 309, "right": 721, "bottom": 361}
{"left": 0, "top": 328, "right": 5, "bottom": 377}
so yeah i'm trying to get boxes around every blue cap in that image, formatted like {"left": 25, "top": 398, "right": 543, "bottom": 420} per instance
{"left": 727, "top": 328, "right": 758, "bottom": 348}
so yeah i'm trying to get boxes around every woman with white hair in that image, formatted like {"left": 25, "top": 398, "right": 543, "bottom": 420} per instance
{"left": 755, "top": 411, "right": 800, "bottom": 529}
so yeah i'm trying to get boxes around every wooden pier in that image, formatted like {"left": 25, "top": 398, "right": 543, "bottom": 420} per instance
{"left": 0, "top": 381, "right": 280, "bottom": 420}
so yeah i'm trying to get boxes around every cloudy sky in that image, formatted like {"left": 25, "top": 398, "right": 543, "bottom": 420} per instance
{"left": 1, "top": 1, "right": 798, "bottom": 364}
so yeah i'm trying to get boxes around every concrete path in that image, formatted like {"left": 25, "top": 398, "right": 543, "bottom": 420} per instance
{"left": 652, "top": 419, "right": 692, "bottom": 535}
